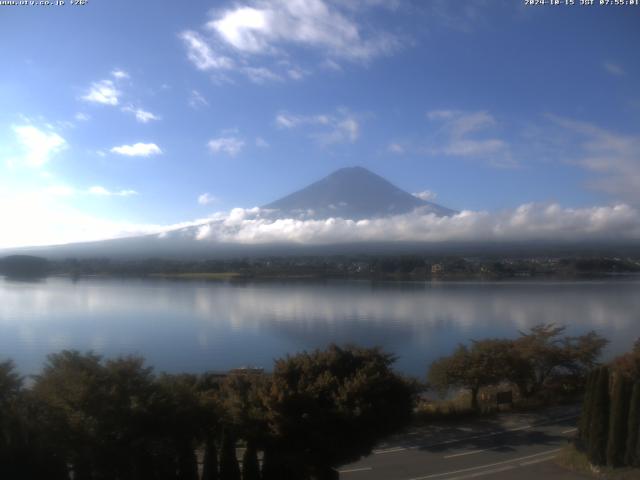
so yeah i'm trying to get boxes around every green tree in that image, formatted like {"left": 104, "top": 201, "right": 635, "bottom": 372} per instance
{"left": 607, "top": 373, "right": 630, "bottom": 467}
{"left": 588, "top": 366, "right": 610, "bottom": 466}
{"left": 32, "top": 350, "right": 107, "bottom": 477}
{"left": 579, "top": 369, "right": 597, "bottom": 442}
{"left": 242, "top": 441, "right": 261, "bottom": 480}
{"left": 428, "top": 339, "right": 516, "bottom": 410}
{"left": 262, "top": 344, "right": 415, "bottom": 478}
{"left": 624, "top": 382, "right": 640, "bottom": 467}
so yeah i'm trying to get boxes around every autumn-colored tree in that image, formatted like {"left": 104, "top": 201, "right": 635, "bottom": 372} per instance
{"left": 511, "top": 324, "right": 607, "bottom": 397}
{"left": 428, "top": 339, "right": 517, "bottom": 410}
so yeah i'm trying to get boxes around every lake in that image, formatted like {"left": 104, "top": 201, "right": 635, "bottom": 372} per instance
{"left": 1, "top": 276, "right": 639, "bottom": 378}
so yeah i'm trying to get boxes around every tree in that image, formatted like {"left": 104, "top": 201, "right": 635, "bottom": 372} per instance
{"left": 512, "top": 324, "right": 607, "bottom": 397}
{"left": 202, "top": 438, "right": 219, "bottom": 480}
{"left": 611, "top": 338, "right": 640, "bottom": 381}
{"left": 624, "top": 382, "right": 640, "bottom": 467}
{"left": 219, "top": 430, "right": 241, "bottom": 480}
{"left": 579, "top": 369, "right": 597, "bottom": 441}
{"left": 242, "top": 441, "right": 261, "bottom": 480}
{"left": 32, "top": 350, "right": 107, "bottom": 477}
{"left": 428, "top": 339, "right": 516, "bottom": 410}
{"left": 262, "top": 344, "right": 415, "bottom": 478}
{"left": 606, "top": 373, "right": 630, "bottom": 467}
{"left": 588, "top": 366, "right": 610, "bottom": 466}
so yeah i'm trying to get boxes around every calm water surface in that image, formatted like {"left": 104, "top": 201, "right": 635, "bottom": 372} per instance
{"left": 1, "top": 276, "right": 639, "bottom": 377}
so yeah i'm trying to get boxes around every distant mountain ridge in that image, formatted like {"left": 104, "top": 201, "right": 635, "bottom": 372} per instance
{"left": 263, "top": 166, "right": 456, "bottom": 219}
{"left": 0, "top": 166, "right": 459, "bottom": 259}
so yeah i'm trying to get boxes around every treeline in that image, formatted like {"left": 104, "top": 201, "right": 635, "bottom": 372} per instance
{"left": 0, "top": 327, "right": 633, "bottom": 478}
{"left": 2, "top": 254, "right": 640, "bottom": 280}
{"left": 0, "top": 345, "right": 415, "bottom": 480}
{"left": 578, "top": 340, "right": 640, "bottom": 468}
{"left": 427, "top": 325, "right": 609, "bottom": 409}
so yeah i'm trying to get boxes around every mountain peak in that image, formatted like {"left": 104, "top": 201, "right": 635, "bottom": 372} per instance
{"left": 263, "top": 166, "right": 455, "bottom": 220}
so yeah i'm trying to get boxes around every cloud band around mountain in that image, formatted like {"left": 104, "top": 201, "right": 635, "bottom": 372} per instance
{"left": 190, "top": 203, "right": 640, "bottom": 245}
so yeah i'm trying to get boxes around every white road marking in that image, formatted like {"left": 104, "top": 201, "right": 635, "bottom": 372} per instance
{"left": 338, "top": 466, "right": 373, "bottom": 474}
{"left": 443, "top": 448, "right": 494, "bottom": 459}
{"left": 447, "top": 465, "right": 516, "bottom": 480}
{"left": 373, "top": 414, "right": 578, "bottom": 455}
{"left": 373, "top": 446, "right": 407, "bottom": 454}
{"left": 407, "top": 448, "right": 562, "bottom": 480}
{"left": 562, "top": 428, "right": 577, "bottom": 434}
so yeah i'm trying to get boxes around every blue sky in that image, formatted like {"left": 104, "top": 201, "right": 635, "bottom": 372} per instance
{"left": 1, "top": 0, "right": 639, "bottom": 247}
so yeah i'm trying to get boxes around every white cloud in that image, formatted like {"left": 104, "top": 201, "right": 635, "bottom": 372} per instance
{"left": 81, "top": 79, "right": 121, "bottom": 106}
{"left": 198, "top": 192, "right": 218, "bottom": 205}
{"left": 388, "top": 143, "right": 405, "bottom": 154}
{"left": 190, "top": 203, "right": 640, "bottom": 245}
{"left": 179, "top": 30, "right": 235, "bottom": 70}
{"left": 122, "top": 105, "right": 161, "bottom": 123}
{"left": 603, "top": 62, "right": 625, "bottom": 76}
{"left": 208, "top": 0, "right": 398, "bottom": 60}
{"left": 208, "top": 136, "right": 245, "bottom": 156}
{"left": 111, "top": 69, "right": 130, "bottom": 80}
{"left": 549, "top": 115, "right": 640, "bottom": 204}
{"left": 243, "top": 66, "right": 282, "bottom": 83}
{"left": 12, "top": 125, "right": 66, "bottom": 167}
{"left": 255, "top": 137, "right": 269, "bottom": 148}
{"left": 74, "top": 112, "right": 90, "bottom": 121}
{"left": 276, "top": 109, "right": 359, "bottom": 144}
{"left": 110, "top": 143, "right": 162, "bottom": 157}
{"left": 181, "top": 0, "right": 401, "bottom": 83}
{"left": 88, "top": 186, "right": 138, "bottom": 197}
{"left": 189, "top": 89, "right": 209, "bottom": 108}
{"left": 413, "top": 190, "right": 437, "bottom": 202}
{"left": 425, "top": 109, "right": 513, "bottom": 166}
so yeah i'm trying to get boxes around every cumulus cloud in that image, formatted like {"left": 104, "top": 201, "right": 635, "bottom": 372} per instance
{"left": 198, "top": 192, "right": 218, "bottom": 205}
{"left": 11, "top": 125, "right": 66, "bottom": 167}
{"left": 74, "top": 112, "right": 90, "bottom": 122}
{"left": 413, "top": 190, "right": 438, "bottom": 201}
{"left": 208, "top": 136, "right": 245, "bottom": 156}
{"left": 110, "top": 143, "right": 162, "bottom": 157}
{"left": 276, "top": 109, "right": 359, "bottom": 144}
{"left": 190, "top": 203, "right": 640, "bottom": 245}
{"left": 111, "top": 69, "right": 130, "bottom": 80}
{"left": 122, "top": 105, "right": 161, "bottom": 123}
{"left": 180, "top": 0, "right": 401, "bottom": 83}
{"left": 82, "top": 79, "right": 121, "bottom": 106}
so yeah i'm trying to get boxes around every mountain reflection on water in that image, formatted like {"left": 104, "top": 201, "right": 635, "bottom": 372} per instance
{"left": 1, "top": 277, "right": 639, "bottom": 377}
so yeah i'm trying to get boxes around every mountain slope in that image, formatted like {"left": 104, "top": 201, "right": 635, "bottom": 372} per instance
{"left": 263, "top": 166, "right": 455, "bottom": 219}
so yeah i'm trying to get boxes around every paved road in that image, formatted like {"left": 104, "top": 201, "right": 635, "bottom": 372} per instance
{"left": 339, "top": 405, "right": 590, "bottom": 480}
